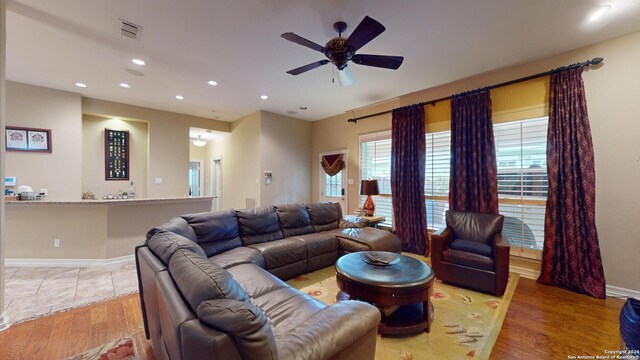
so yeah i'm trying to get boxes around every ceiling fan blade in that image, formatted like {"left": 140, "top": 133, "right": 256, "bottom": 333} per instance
{"left": 338, "top": 65, "right": 355, "bottom": 87}
{"left": 281, "top": 32, "right": 326, "bottom": 53}
{"left": 351, "top": 54, "right": 404, "bottom": 70}
{"left": 286, "top": 60, "right": 330, "bottom": 75}
{"left": 345, "top": 16, "right": 386, "bottom": 52}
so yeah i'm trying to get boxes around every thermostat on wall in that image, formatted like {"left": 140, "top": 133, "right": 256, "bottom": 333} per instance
{"left": 5, "top": 177, "right": 16, "bottom": 186}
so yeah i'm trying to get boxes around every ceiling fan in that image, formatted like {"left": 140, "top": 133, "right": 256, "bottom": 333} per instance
{"left": 281, "top": 16, "right": 404, "bottom": 86}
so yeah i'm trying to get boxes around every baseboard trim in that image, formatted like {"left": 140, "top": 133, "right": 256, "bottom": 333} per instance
{"left": 509, "top": 264, "right": 540, "bottom": 280}
{"left": 606, "top": 285, "right": 640, "bottom": 299}
{"left": 509, "top": 264, "right": 640, "bottom": 299}
{"left": 4, "top": 254, "right": 134, "bottom": 267}
{"left": 0, "top": 311, "right": 10, "bottom": 332}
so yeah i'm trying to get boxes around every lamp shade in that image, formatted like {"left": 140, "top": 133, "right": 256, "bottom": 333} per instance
{"left": 360, "top": 179, "right": 380, "bottom": 196}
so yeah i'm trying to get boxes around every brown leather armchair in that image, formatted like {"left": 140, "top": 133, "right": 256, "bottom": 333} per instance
{"left": 431, "top": 210, "right": 510, "bottom": 296}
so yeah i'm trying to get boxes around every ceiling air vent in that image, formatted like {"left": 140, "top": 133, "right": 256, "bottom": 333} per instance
{"left": 119, "top": 19, "right": 142, "bottom": 40}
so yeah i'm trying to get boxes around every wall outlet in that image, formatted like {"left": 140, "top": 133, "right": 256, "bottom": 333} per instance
{"left": 54, "top": 239, "right": 61, "bottom": 248}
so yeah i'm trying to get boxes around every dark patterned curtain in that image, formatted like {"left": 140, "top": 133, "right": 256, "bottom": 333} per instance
{"left": 537, "top": 67, "right": 606, "bottom": 299}
{"left": 321, "top": 154, "right": 345, "bottom": 176}
{"left": 449, "top": 89, "right": 499, "bottom": 214}
{"left": 391, "top": 104, "right": 429, "bottom": 255}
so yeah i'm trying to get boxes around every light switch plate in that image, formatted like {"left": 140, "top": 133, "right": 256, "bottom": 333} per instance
{"left": 348, "top": 179, "right": 354, "bottom": 185}
{"left": 155, "top": 178, "right": 163, "bottom": 184}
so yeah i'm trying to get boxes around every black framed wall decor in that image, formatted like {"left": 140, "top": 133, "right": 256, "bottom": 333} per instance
{"left": 105, "top": 129, "right": 130, "bottom": 180}
{"left": 5, "top": 126, "right": 52, "bottom": 152}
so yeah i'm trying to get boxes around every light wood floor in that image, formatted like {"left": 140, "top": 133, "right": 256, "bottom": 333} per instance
{"left": 0, "top": 277, "right": 625, "bottom": 360}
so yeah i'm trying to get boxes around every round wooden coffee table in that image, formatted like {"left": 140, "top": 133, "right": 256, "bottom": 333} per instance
{"left": 335, "top": 251, "right": 434, "bottom": 336}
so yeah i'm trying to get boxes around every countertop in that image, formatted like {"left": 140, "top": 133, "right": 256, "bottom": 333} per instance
{"left": 5, "top": 196, "right": 214, "bottom": 205}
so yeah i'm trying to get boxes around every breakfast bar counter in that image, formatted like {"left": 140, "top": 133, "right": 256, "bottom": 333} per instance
{"left": 5, "top": 197, "right": 214, "bottom": 264}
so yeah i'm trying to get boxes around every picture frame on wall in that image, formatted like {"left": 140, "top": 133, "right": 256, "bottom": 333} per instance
{"left": 104, "top": 128, "right": 130, "bottom": 180}
{"left": 5, "top": 126, "right": 52, "bottom": 152}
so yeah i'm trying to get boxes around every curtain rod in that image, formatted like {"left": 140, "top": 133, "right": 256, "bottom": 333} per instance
{"left": 347, "top": 57, "right": 603, "bottom": 124}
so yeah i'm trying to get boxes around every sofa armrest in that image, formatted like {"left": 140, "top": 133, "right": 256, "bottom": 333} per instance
{"left": 180, "top": 319, "right": 243, "bottom": 360}
{"left": 276, "top": 301, "right": 381, "bottom": 360}
{"left": 430, "top": 227, "right": 453, "bottom": 276}
{"left": 493, "top": 233, "right": 510, "bottom": 296}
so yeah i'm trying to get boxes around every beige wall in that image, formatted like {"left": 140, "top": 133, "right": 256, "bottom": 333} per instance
{"left": 82, "top": 98, "right": 230, "bottom": 199}
{"left": 5, "top": 82, "right": 82, "bottom": 200}
{"left": 311, "top": 31, "right": 640, "bottom": 292}
{"left": 221, "top": 111, "right": 261, "bottom": 209}
{"left": 260, "top": 111, "right": 312, "bottom": 206}
{"left": 83, "top": 115, "right": 149, "bottom": 198}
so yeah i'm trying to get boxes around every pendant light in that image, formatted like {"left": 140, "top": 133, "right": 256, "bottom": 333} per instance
{"left": 193, "top": 135, "right": 206, "bottom": 147}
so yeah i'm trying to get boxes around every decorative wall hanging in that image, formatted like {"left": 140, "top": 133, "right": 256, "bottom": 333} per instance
{"left": 105, "top": 129, "right": 130, "bottom": 180}
{"left": 5, "top": 126, "right": 52, "bottom": 152}
{"left": 321, "top": 153, "right": 345, "bottom": 176}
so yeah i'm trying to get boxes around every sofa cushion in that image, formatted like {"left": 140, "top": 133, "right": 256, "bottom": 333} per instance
{"left": 181, "top": 210, "right": 242, "bottom": 257}
{"left": 275, "top": 204, "right": 314, "bottom": 237}
{"left": 227, "top": 264, "right": 289, "bottom": 299}
{"left": 248, "top": 238, "right": 307, "bottom": 270}
{"left": 306, "top": 202, "right": 341, "bottom": 232}
{"left": 336, "top": 228, "right": 402, "bottom": 253}
{"left": 237, "top": 207, "right": 284, "bottom": 246}
{"left": 253, "top": 287, "right": 325, "bottom": 334}
{"left": 146, "top": 216, "right": 198, "bottom": 242}
{"left": 197, "top": 299, "right": 278, "bottom": 360}
{"left": 450, "top": 239, "right": 493, "bottom": 257}
{"left": 208, "top": 246, "right": 265, "bottom": 269}
{"left": 442, "top": 248, "right": 494, "bottom": 271}
{"left": 446, "top": 210, "right": 504, "bottom": 245}
{"left": 169, "top": 250, "right": 249, "bottom": 312}
{"left": 147, "top": 231, "right": 206, "bottom": 265}
{"left": 293, "top": 232, "right": 339, "bottom": 257}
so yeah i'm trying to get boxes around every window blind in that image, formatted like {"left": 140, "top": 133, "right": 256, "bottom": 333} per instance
{"left": 425, "top": 131, "right": 451, "bottom": 230}
{"left": 360, "top": 131, "right": 393, "bottom": 225}
{"left": 494, "top": 117, "right": 548, "bottom": 252}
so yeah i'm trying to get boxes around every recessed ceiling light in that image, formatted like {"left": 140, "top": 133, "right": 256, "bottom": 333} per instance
{"left": 207, "top": 80, "right": 218, "bottom": 86}
{"left": 175, "top": 95, "right": 184, "bottom": 100}
{"left": 589, "top": 5, "right": 611, "bottom": 22}
{"left": 260, "top": 95, "right": 269, "bottom": 100}
{"left": 75, "top": 82, "right": 87, "bottom": 88}
{"left": 119, "top": 83, "right": 131, "bottom": 89}
{"left": 132, "top": 58, "right": 146, "bottom": 66}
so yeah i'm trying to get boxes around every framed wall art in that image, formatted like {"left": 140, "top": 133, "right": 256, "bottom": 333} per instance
{"left": 105, "top": 128, "right": 130, "bottom": 180}
{"left": 5, "top": 126, "right": 52, "bottom": 152}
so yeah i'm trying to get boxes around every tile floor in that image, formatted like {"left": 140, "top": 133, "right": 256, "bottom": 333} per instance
{"left": 3, "top": 260, "right": 138, "bottom": 323}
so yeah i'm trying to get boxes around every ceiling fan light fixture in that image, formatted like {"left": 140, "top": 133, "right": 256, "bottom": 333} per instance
{"left": 193, "top": 135, "right": 206, "bottom": 147}
{"left": 338, "top": 66, "right": 355, "bottom": 87}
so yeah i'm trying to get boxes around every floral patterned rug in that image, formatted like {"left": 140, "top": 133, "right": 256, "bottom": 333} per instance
{"left": 287, "top": 253, "right": 518, "bottom": 360}
{"left": 65, "top": 338, "right": 136, "bottom": 360}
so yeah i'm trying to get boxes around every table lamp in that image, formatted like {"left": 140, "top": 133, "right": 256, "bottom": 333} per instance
{"left": 360, "top": 179, "right": 379, "bottom": 216}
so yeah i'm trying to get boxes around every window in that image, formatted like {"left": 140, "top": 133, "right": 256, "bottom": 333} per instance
{"left": 324, "top": 172, "right": 342, "bottom": 197}
{"left": 425, "top": 131, "right": 451, "bottom": 230}
{"left": 360, "top": 132, "right": 393, "bottom": 226}
{"left": 494, "top": 117, "right": 548, "bottom": 254}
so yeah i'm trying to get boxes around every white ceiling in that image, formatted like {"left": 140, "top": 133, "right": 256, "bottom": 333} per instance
{"left": 6, "top": 0, "right": 640, "bottom": 122}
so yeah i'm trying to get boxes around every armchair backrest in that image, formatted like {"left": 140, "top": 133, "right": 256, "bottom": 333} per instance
{"left": 445, "top": 210, "right": 504, "bottom": 245}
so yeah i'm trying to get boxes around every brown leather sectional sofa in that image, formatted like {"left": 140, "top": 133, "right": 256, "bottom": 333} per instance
{"left": 135, "top": 202, "right": 402, "bottom": 360}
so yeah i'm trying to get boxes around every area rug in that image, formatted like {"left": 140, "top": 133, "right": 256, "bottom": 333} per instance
{"left": 65, "top": 338, "right": 136, "bottom": 360}
{"left": 287, "top": 253, "right": 519, "bottom": 360}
